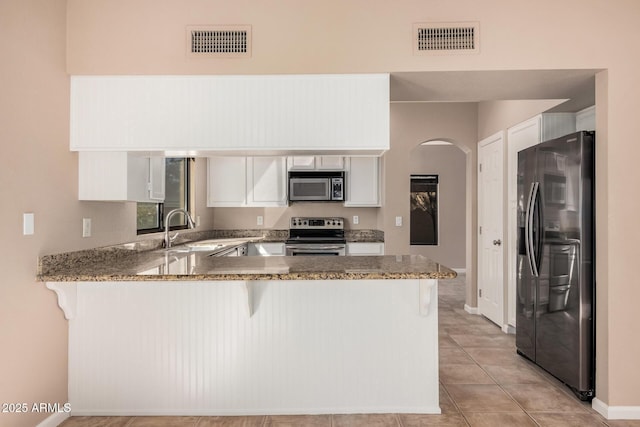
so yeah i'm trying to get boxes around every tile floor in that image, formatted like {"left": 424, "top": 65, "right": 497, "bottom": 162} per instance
{"left": 60, "top": 275, "right": 640, "bottom": 427}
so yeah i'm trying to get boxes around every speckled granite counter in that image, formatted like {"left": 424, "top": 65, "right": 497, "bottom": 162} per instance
{"left": 38, "top": 249, "right": 455, "bottom": 282}
{"left": 37, "top": 228, "right": 424, "bottom": 282}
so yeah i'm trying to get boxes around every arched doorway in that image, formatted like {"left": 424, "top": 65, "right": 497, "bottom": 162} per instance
{"left": 408, "top": 139, "right": 467, "bottom": 270}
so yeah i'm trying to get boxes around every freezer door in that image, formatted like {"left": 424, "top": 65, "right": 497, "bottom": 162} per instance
{"left": 515, "top": 145, "right": 537, "bottom": 361}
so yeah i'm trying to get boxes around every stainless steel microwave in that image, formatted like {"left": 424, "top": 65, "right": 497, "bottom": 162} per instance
{"left": 288, "top": 171, "right": 344, "bottom": 202}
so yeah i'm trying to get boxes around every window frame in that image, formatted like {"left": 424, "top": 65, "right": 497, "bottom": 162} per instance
{"left": 137, "top": 158, "right": 194, "bottom": 235}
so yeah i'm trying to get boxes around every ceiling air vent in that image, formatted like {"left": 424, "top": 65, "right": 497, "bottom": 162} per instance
{"left": 187, "top": 25, "right": 252, "bottom": 58}
{"left": 413, "top": 22, "right": 479, "bottom": 55}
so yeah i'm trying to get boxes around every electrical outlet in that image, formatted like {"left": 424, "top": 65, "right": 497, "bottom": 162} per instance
{"left": 352, "top": 215, "right": 359, "bottom": 225}
{"left": 257, "top": 215, "right": 264, "bottom": 226}
{"left": 82, "top": 218, "right": 92, "bottom": 237}
{"left": 395, "top": 216, "right": 403, "bottom": 227}
{"left": 23, "top": 213, "right": 34, "bottom": 235}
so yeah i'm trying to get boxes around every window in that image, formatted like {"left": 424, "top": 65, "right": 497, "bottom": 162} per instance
{"left": 137, "top": 158, "right": 193, "bottom": 234}
{"left": 410, "top": 175, "right": 439, "bottom": 245}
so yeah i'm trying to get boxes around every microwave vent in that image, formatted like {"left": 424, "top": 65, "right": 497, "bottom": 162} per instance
{"left": 187, "top": 25, "right": 251, "bottom": 58}
{"left": 413, "top": 22, "right": 479, "bottom": 54}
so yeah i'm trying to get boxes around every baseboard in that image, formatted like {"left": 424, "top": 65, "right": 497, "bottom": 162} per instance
{"left": 36, "top": 412, "right": 70, "bottom": 427}
{"left": 451, "top": 268, "right": 466, "bottom": 274}
{"left": 464, "top": 304, "right": 479, "bottom": 315}
{"left": 592, "top": 398, "right": 640, "bottom": 420}
{"left": 502, "top": 324, "right": 516, "bottom": 334}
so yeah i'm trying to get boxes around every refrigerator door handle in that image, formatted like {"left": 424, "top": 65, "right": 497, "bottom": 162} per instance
{"left": 526, "top": 182, "right": 540, "bottom": 277}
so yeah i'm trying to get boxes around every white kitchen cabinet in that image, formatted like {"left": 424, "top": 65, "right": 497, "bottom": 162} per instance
{"left": 576, "top": 105, "right": 595, "bottom": 131}
{"left": 286, "top": 156, "right": 344, "bottom": 170}
{"left": 207, "top": 157, "right": 247, "bottom": 207}
{"left": 287, "top": 156, "right": 316, "bottom": 170}
{"left": 346, "top": 242, "right": 385, "bottom": 256}
{"left": 246, "top": 157, "right": 287, "bottom": 206}
{"left": 247, "top": 242, "right": 286, "bottom": 256}
{"left": 78, "top": 152, "right": 165, "bottom": 202}
{"left": 344, "top": 157, "right": 381, "bottom": 207}
{"left": 207, "top": 156, "right": 287, "bottom": 207}
{"left": 70, "top": 74, "right": 389, "bottom": 154}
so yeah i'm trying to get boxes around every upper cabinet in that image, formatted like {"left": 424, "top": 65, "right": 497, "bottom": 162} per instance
{"left": 70, "top": 74, "right": 390, "bottom": 155}
{"left": 207, "top": 156, "right": 287, "bottom": 207}
{"left": 344, "top": 157, "right": 381, "bottom": 207}
{"left": 78, "top": 152, "right": 165, "bottom": 202}
{"left": 287, "top": 156, "right": 344, "bottom": 170}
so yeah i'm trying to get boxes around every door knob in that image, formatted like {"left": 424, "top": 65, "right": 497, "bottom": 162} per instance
{"left": 493, "top": 239, "right": 502, "bottom": 246}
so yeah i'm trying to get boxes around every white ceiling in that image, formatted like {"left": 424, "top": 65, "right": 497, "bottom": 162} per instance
{"left": 389, "top": 69, "right": 599, "bottom": 112}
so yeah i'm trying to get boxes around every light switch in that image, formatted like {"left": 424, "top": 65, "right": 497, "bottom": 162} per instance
{"left": 23, "top": 213, "right": 34, "bottom": 235}
{"left": 82, "top": 218, "right": 92, "bottom": 237}
{"left": 395, "top": 216, "right": 403, "bottom": 227}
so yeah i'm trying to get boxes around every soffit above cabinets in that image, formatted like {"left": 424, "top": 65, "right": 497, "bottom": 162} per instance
{"left": 70, "top": 74, "right": 390, "bottom": 156}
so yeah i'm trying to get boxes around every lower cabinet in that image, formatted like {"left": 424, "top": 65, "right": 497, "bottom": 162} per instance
{"left": 207, "top": 156, "right": 287, "bottom": 207}
{"left": 346, "top": 242, "right": 385, "bottom": 256}
{"left": 248, "top": 242, "right": 286, "bottom": 256}
{"left": 78, "top": 152, "right": 165, "bottom": 202}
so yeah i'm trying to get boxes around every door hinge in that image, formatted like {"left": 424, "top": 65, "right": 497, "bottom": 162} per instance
{"left": 479, "top": 289, "right": 482, "bottom": 298}
{"left": 479, "top": 226, "right": 482, "bottom": 235}
{"left": 479, "top": 163, "right": 482, "bottom": 172}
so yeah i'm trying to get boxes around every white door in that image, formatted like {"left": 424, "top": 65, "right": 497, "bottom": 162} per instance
{"left": 478, "top": 132, "right": 505, "bottom": 327}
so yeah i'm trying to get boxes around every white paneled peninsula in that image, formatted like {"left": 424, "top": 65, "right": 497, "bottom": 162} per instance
{"left": 40, "top": 245, "right": 455, "bottom": 416}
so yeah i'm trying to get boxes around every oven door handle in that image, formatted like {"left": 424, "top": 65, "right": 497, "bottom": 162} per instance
{"left": 285, "top": 245, "right": 346, "bottom": 251}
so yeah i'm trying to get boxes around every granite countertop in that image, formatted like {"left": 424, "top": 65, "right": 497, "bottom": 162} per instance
{"left": 36, "top": 228, "right": 453, "bottom": 282}
{"left": 38, "top": 248, "right": 455, "bottom": 282}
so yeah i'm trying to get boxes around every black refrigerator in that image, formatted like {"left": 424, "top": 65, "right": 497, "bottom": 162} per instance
{"left": 516, "top": 130, "right": 595, "bottom": 400}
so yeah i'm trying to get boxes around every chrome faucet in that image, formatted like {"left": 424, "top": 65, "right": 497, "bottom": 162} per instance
{"left": 164, "top": 209, "right": 195, "bottom": 249}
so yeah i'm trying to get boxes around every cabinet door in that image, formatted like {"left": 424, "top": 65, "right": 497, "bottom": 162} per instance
{"left": 247, "top": 157, "right": 287, "bottom": 206}
{"left": 248, "top": 243, "right": 286, "bottom": 256}
{"left": 148, "top": 156, "right": 166, "bottom": 201}
{"left": 316, "top": 156, "right": 344, "bottom": 170}
{"left": 345, "top": 157, "right": 381, "bottom": 207}
{"left": 346, "top": 242, "right": 385, "bottom": 256}
{"left": 79, "top": 152, "right": 166, "bottom": 202}
{"left": 287, "top": 156, "right": 316, "bottom": 170}
{"left": 207, "top": 157, "right": 247, "bottom": 207}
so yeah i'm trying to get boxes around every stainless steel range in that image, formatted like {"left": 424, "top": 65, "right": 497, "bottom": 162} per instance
{"left": 285, "top": 217, "right": 346, "bottom": 256}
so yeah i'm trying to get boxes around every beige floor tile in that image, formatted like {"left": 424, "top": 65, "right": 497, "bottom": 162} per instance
{"left": 449, "top": 334, "right": 515, "bottom": 348}
{"left": 332, "top": 413, "right": 399, "bottom": 426}
{"left": 441, "top": 325, "right": 503, "bottom": 336}
{"left": 439, "top": 364, "right": 495, "bottom": 385}
{"left": 463, "top": 412, "right": 536, "bottom": 427}
{"left": 482, "top": 364, "right": 547, "bottom": 385}
{"left": 528, "top": 412, "right": 607, "bottom": 426}
{"left": 60, "top": 417, "right": 133, "bottom": 427}
{"left": 398, "top": 413, "right": 468, "bottom": 426}
{"left": 264, "top": 414, "right": 331, "bottom": 426}
{"left": 443, "top": 384, "right": 521, "bottom": 413}
{"left": 197, "top": 416, "right": 266, "bottom": 426}
{"left": 462, "top": 347, "right": 525, "bottom": 366}
{"left": 439, "top": 384, "right": 461, "bottom": 414}
{"left": 439, "top": 347, "right": 476, "bottom": 365}
{"left": 439, "top": 334, "right": 460, "bottom": 348}
{"left": 128, "top": 417, "right": 199, "bottom": 427}
{"left": 501, "top": 383, "right": 590, "bottom": 413}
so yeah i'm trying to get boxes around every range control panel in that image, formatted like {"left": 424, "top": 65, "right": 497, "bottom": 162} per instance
{"left": 290, "top": 217, "right": 344, "bottom": 229}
